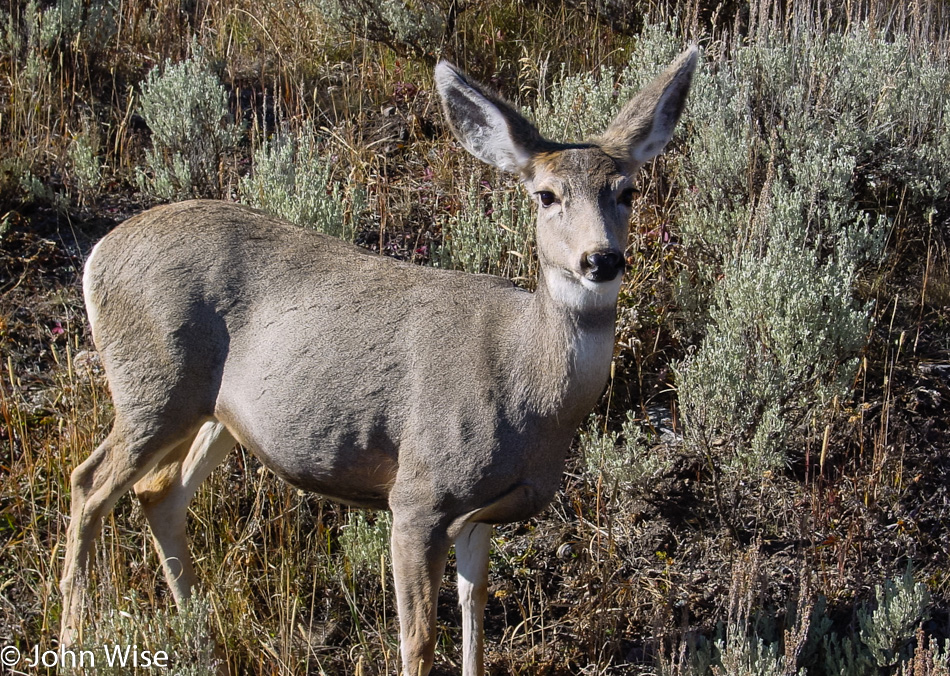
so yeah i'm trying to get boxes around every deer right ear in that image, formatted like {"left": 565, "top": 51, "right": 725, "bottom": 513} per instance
{"left": 597, "top": 46, "right": 699, "bottom": 172}
{"left": 435, "top": 61, "right": 544, "bottom": 175}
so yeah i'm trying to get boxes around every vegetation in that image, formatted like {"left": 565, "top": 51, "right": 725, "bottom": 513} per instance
{"left": 239, "top": 121, "right": 363, "bottom": 239}
{"left": 136, "top": 44, "right": 242, "bottom": 200}
{"left": 1, "top": 0, "right": 948, "bottom": 673}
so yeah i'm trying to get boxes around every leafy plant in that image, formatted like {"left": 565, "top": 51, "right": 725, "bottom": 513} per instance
{"left": 660, "top": 565, "right": 931, "bottom": 676}
{"left": 580, "top": 411, "right": 675, "bottom": 488}
{"left": 672, "top": 23, "right": 949, "bottom": 495}
{"left": 136, "top": 44, "right": 241, "bottom": 200}
{"left": 533, "top": 24, "right": 680, "bottom": 141}
{"left": 67, "top": 593, "right": 219, "bottom": 675}
{"left": 339, "top": 509, "right": 392, "bottom": 580}
{"left": 859, "top": 567, "right": 932, "bottom": 670}
{"left": 68, "top": 117, "right": 103, "bottom": 206}
{"left": 437, "top": 174, "right": 536, "bottom": 283}
{"left": 239, "top": 123, "right": 362, "bottom": 239}
{"left": 312, "top": 0, "right": 452, "bottom": 61}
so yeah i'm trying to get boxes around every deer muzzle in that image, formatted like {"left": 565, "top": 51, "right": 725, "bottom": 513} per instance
{"left": 581, "top": 250, "right": 625, "bottom": 283}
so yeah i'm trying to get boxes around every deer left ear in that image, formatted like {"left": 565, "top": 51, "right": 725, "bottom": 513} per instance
{"left": 597, "top": 46, "right": 699, "bottom": 172}
{"left": 435, "top": 60, "right": 548, "bottom": 175}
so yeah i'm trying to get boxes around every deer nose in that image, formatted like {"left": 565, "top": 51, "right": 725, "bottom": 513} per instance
{"left": 581, "top": 250, "right": 625, "bottom": 283}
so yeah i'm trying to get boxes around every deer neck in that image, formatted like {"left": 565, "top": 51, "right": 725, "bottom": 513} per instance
{"left": 508, "top": 269, "right": 619, "bottom": 422}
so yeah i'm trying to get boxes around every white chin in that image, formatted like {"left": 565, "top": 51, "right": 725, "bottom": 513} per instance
{"left": 546, "top": 272, "right": 622, "bottom": 309}
{"left": 579, "top": 275, "right": 623, "bottom": 295}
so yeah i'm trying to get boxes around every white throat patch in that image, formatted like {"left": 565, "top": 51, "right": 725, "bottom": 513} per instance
{"left": 544, "top": 270, "right": 623, "bottom": 311}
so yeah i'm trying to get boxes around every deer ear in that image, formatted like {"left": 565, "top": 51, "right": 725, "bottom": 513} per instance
{"left": 597, "top": 46, "right": 699, "bottom": 171}
{"left": 435, "top": 61, "right": 546, "bottom": 175}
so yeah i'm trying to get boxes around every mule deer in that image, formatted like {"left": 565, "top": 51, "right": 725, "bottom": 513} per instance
{"left": 60, "top": 48, "right": 697, "bottom": 675}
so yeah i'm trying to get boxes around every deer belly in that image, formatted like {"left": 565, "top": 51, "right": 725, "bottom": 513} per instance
{"left": 469, "top": 481, "right": 552, "bottom": 524}
{"left": 214, "top": 405, "right": 399, "bottom": 510}
{"left": 258, "top": 448, "right": 398, "bottom": 510}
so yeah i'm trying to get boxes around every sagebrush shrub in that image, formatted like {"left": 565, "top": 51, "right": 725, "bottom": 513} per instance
{"left": 136, "top": 45, "right": 241, "bottom": 200}
{"left": 67, "top": 593, "right": 219, "bottom": 675}
{"left": 68, "top": 118, "right": 103, "bottom": 206}
{"left": 859, "top": 567, "right": 931, "bottom": 669}
{"left": 239, "top": 123, "right": 362, "bottom": 239}
{"left": 900, "top": 631, "right": 950, "bottom": 676}
{"left": 824, "top": 567, "right": 931, "bottom": 675}
{"left": 533, "top": 24, "right": 681, "bottom": 141}
{"left": 339, "top": 510, "right": 392, "bottom": 580}
{"left": 678, "top": 29, "right": 949, "bottom": 275}
{"left": 580, "top": 411, "right": 675, "bottom": 488}
{"left": 437, "top": 174, "right": 536, "bottom": 282}
{"left": 19, "top": 0, "right": 83, "bottom": 90}
{"left": 713, "top": 627, "right": 803, "bottom": 676}
{"left": 312, "top": 0, "right": 446, "bottom": 59}
{"left": 675, "top": 195, "right": 883, "bottom": 477}
{"left": 660, "top": 566, "right": 931, "bottom": 675}
{"left": 673, "top": 24, "right": 949, "bottom": 482}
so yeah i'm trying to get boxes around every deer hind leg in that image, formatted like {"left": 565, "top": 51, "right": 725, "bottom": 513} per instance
{"left": 133, "top": 421, "right": 235, "bottom": 604}
{"left": 59, "top": 418, "right": 204, "bottom": 645}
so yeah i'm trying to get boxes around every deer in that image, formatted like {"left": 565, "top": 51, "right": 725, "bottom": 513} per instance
{"left": 59, "top": 47, "right": 697, "bottom": 676}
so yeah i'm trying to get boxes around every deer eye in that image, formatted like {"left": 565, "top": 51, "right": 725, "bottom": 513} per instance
{"left": 536, "top": 191, "right": 557, "bottom": 208}
{"left": 618, "top": 188, "right": 635, "bottom": 208}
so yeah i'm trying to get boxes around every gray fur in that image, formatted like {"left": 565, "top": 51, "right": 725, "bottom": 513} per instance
{"left": 60, "top": 50, "right": 698, "bottom": 676}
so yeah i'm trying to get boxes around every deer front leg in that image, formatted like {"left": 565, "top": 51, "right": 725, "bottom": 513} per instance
{"left": 455, "top": 522, "right": 491, "bottom": 676}
{"left": 390, "top": 512, "right": 452, "bottom": 676}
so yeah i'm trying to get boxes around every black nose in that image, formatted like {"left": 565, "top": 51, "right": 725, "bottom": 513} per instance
{"left": 581, "top": 250, "right": 625, "bottom": 283}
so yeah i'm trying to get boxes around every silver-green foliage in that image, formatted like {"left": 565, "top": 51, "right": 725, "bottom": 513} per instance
{"left": 25, "top": 0, "right": 117, "bottom": 53}
{"left": 69, "top": 118, "right": 103, "bottom": 205}
{"left": 137, "top": 46, "right": 241, "bottom": 200}
{"left": 313, "top": 0, "right": 446, "bottom": 59}
{"left": 239, "top": 124, "right": 362, "bottom": 240}
{"left": 580, "top": 411, "right": 674, "bottom": 487}
{"left": 2, "top": 0, "right": 116, "bottom": 199}
{"left": 899, "top": 636, "right": 950, "bottom": 676}
{"left": 825, "top": 567, "right": 931, "bottom": 675}
{"left": 339, "top": 510, "right": 392, "bottom": 580}
{"left": 674, "top": 25, "right": 949, "bottom": 477}
{"left": 438, "top": 175, "right": 535, "bottom": 282}
{"left": 533, "top": 24, "right": 680, "bottom": 141}
{"left": 66, "top": 593, "right": 218, "bottom": 675}
{"left": 661, "top": 568, "right": 931, "bottom": 676}
{"left": 658, "top": 609, "right": 806, "bottom": 676}
{"left": 713, "top": 627, "right": 805, "bottom": 676}
{"left": 11, "top": 0, "right": 106, "bottom": 88}
{"left": 859, "top": 567, "right": 931, "bottom": 669}
{"left": 680, "top": 29, "right": 949, "bottom": 266}
{"left": 676, "top": 198, "right": 883, "bottom": 476}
